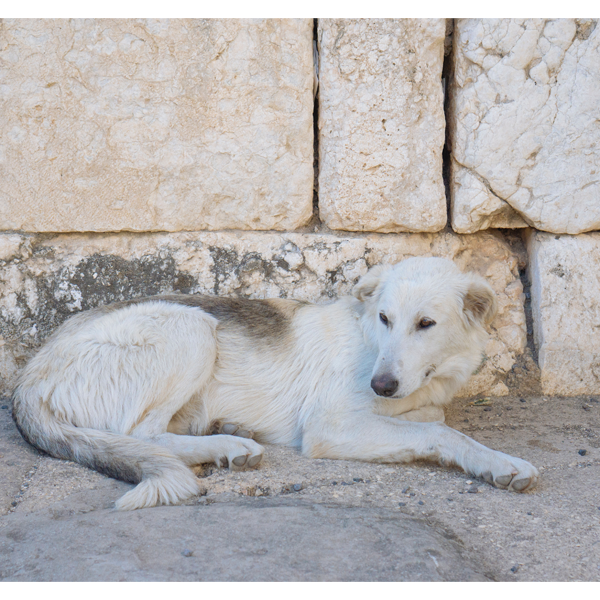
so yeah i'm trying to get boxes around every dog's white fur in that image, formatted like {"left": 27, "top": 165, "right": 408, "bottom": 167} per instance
{"left": 12, "top": 257, "right": 539, "bottom": 510}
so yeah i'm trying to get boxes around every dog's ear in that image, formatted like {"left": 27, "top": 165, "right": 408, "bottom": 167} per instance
{"left": 462, "top": 276, "right": 498, "bottom": 326}
{"left": 353, "top": 265, "right": 389, "bottom": 302}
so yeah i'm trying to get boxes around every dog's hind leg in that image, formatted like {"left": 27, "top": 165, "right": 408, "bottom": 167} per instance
{"left": 14, "top": 302, "right": 230, "bottom": 512}
{"left": 209, "top": 420, "right": 255, "bottom": 439}
{"left": 132, "top": 431, "right": 264, "bottom": 470}
{"left": 116, "top": 414, "right": 263, "bottom": 510}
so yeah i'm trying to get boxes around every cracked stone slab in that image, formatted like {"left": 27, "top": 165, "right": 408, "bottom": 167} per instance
{"left": 450, "top": 19, "right": 600, "bottom": 234}
{"left": 0, "top": 230, "right": 526, "bottom": 398}
{"left": 0, "top": 19, "right": 314, "bottom": 232}
{"left": 527, "top": 231, "right": 600, "bottom": 395}
{"left": 0, "top": 499, "right": 487, "bottom": 581}
{"left": 318, "top": 19, "right": 447, "bottom": 233}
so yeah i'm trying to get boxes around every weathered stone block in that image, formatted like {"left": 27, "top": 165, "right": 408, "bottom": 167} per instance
{"left": 318, "top": 19, "right": 447, "bottom": 233}
{"left": 0, "top": 19, "right": 314, "bottom": 232}
{"left": 0, "top": 230, "right": 526, "bottom": 398}
{"left": 450, "top": 19, "right": 600, "bottom": 234}
{"left": 527, "top": 231, "right": 600, "bottom": 395}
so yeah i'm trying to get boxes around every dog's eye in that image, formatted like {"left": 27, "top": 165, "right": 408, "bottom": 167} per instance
{"left": 418, "top": 317, "right": 436, "bottom": 329}
{"left": 379, "top": 312, "right": 389, "bottom": 327}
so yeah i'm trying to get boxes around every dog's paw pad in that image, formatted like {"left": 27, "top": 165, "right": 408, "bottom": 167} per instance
{"left": 494, "top": 474, "right": 513, "bottom": 487}
{"left": 510, "top": 477, "right": 531, "bottom": 492}
{"left": 248, "top": 454, "right": 262, "bottom": 468}
{"left": 221, "top": 423, "right": 239, "bottom": 435}
{"left": 482, "top": 471, "right": 493, "bottom": 484}
{"left": 232, "top": 455, "right": 247, "bottom": 467}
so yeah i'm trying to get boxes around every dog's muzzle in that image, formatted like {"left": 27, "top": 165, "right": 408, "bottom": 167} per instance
{"left": 371, "top": 375, "right": 399, "bottom": 397}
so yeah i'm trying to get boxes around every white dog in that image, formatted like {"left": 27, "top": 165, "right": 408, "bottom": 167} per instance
{"left": 12, "top": 257, "right": 539, "bottom": 510}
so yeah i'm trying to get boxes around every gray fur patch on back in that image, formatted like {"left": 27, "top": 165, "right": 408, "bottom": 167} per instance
{"left": 116, "top": 294, "right": 303, "bottom": 341}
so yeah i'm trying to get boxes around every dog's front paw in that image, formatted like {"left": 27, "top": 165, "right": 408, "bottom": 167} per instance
{"left": 212, "top": 435, "right": 264, "bottom": 471}
{"left": 480, "top": 452, "right": 539, "bottom": 492}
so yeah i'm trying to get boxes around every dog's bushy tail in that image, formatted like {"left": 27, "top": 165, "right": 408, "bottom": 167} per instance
{"left": 12, "top": 386, "right": 200, "bottom": 511}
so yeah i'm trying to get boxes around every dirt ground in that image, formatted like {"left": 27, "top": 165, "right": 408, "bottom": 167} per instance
{"left": 1, "top": 393, "right": 599, "bottom": 581}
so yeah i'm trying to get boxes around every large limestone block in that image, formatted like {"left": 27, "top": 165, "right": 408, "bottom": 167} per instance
{"left": 450, "top": 19, "right": 600, "bottom": 234}
{"left": 0, "top": 230, "right": 525, "bottom": 398}
{"left": 318, "top": 19, "right": 447, "bottom": 233}
{"left": 527, "top": 231, "right": 600, "bottom": 395}
{"left": 0, "top": 19, "right": 314, "bottom": 232}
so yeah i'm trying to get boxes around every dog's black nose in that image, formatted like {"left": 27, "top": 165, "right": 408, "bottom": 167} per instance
{"left": 371, "top": 376, "right": 399, "bottom": 397}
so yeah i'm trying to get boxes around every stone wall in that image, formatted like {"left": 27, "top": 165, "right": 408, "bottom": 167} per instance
{"left": 1, "top": 18, "right": 598, "bottom": 397}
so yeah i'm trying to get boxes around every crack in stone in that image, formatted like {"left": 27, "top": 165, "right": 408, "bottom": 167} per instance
{"left": 452, "top": 157, "right": 507, "bottom": 204}
{"left": 7, "top": 457, "right": 42, "bottom": 514}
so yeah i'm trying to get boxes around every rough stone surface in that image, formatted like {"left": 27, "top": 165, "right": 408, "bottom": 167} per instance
{"left": 527, "top": 231, "right": 600, "bottom": 395}
{"left": 450, "top": 19, "right": 600, "bottom": 234}
{"left": 0, "top": 230, "right": 527, "bottom": 398}
{"left": 0, "top": 19, "right": 314, "bottom": 232}
{"left": 0, "top": 498, "right": 487, "bottom": 581}
{"left": 1, "top": 393, "right": 599, "bottom": 581}
{"left": 318, "top": 19, "right": 447, "bottom": 233}
{"left": 0, "top": 405, "right": 38, "bottom": 515}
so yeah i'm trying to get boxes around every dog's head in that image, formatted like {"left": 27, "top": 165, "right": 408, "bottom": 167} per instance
{"left": 353, "top": 257, "right": 497, "bottom": 399}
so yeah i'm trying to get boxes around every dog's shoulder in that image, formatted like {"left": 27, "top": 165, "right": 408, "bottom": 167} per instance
{"left": 110, "top": 294, "right": 309, "bottom": 341}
